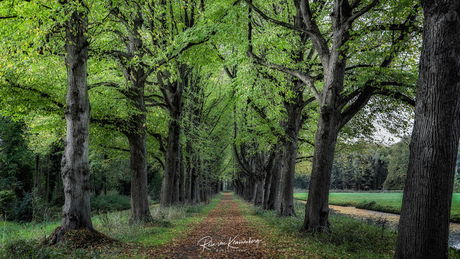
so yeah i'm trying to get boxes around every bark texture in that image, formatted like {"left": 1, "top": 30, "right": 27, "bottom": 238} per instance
{"left": 160, "top": 66, "right": 186, "bottom": 207}
{"left": 394, "top": 2, "right": 460, "bottom": 258}
{"left": 279, "top": 91, "right": 304, "bottom": 217}
{"left": 266, "top": 150, "right": 283, "bottom": 211}
{"left": 51, "top": 8, "right": 92, "bottom": 244}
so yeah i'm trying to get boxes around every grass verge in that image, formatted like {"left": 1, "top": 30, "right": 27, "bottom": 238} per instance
{"left": 0, "top": 193, "right": 222, "bottom": 258}
{"left": 235, "top": 196, "right": 398, "bottom": 258}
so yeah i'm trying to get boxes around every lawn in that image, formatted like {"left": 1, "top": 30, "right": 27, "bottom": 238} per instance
{"left": 294, "top": 192, "right": 460, "bottom": 222}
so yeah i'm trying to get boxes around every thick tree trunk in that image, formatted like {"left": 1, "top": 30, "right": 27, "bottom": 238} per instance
{"left": 127, "top": 129, "right": 151, "bottom": 222}
{"left": 279, "top": 96, "right": 303, "bottom": 217}
{"left": 267, "top": 150, "right": 283, "bottom": 211}
{"left": 254, "top": 177, "right": 264, "bottom": 207}
{"left": 51, "top": 9, "right": 92, "bottom": 244}
{"left": 160, "top": 113, "right": 182, "bottom": 207}
{"left": 301, "top": 108, "right": 341, "bottom": 232}
{"left": 394, "top": 2, "right": 460, "bottom": 258}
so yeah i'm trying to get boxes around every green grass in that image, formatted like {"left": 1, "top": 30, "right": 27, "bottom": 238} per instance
{"left": 0, "top": 194, "right": 223, "bottom": 258}
{"left": 236, "top": 197, "right": 398, "bottom": 258}
{"left": 294, "top": 192, "right": 460, "bottom": 222}
{"left": 237, "top": 195, "right": 460, "bottom": 259}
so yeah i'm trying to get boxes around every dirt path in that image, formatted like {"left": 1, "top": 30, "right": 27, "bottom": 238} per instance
{"left": 146, "top": 193, "right": 272, "bottom": 258}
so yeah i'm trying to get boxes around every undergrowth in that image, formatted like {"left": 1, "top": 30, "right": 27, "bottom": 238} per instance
{"left": 0, "top": 194, "right": 222, "bottom": 258}
{"left": 238, "top": 196, "right": 460, "bottom": 258}
{"left": 237, "top": 197, "right": 398, "bottom": 258}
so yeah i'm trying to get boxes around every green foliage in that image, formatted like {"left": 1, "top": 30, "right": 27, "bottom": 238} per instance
{"left": 332, "top": 144, "right": 389, "bottom": 191}
{"left": 2, "top": 239, "right": 63, "bottom": 259}
{"left": 90, "top": 194, "right": 131, "bottom": 213}
{"left": 293, "top": 175, "right": 310, "bottom": 190}
{"left": 383, "top": 139, "right": 410, "bottom": 190}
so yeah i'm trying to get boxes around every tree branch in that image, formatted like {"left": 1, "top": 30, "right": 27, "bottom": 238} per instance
{"left": 243, "top": 0, "right": 309, "bottom": 34}
{"left": 347, "top": 0, "right": 380, "bottom": 24}
{"left": 247, "top": 50, "right": 321, "bottom": 101}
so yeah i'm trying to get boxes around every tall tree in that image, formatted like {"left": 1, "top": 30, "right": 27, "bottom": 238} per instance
{"left": 245, "top": 0, "right": 419, "bottom": 230}
{"left": 51, "top": 1, "right": 93, "bottom": 243}
{"left": 394, "top": 1, "right": 460, "bottom": 258}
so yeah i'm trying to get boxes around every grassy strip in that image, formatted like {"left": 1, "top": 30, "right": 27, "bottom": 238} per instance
{"left": 294, "top": 193, "right": 460, "bottom": 223}
{"left": 0, "top": 193, "right": 223, "bottom": 258}
{"left": 235, "top": 196, "right": 398, "bottom": 258}
{"left": 236, "top": 195, "right": 460, "bottom": 259}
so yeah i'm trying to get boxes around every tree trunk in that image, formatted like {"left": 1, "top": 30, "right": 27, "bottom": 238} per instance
{"left": 263, "top": 168, "right": 272, "bottom": 210}
{"left": 34, "top": 155, "right": 42, "bottom": 196}
{"left": 394, "top": 2, "right": 460, "bottom": 258}
{"left": 278, "top": 94, "right": 303, "bottom": 217}
{"left": 160, "top": 112, "right": 182, "bottom": 207}
{"left": 45, "top": 155, "right": 50, "bottom": 203}
{"left": 51, "top": 8, "right": 92, "bottom": 244}
{"left": 301, "top": 107, "right": 341, "bottom": 232}
{"left": 127, "top": 129, "right": 151, "bottom": 222}
{"left": 254, "top": 177, "right": 264, "bottom": 207}
{"left": 178, "top": 147, "right": 185, "bottom": 203}
{"left": 191, "top": 158, "right": 200, "bottom": 204}
{"left": 184, "top": 147, "right": 192, "bottom": 203}
{"left": 267, "top": 150, "right": 283, "bottom": 211}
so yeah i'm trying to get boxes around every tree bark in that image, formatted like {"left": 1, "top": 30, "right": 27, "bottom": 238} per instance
{"left": 178, "top": 147, "right": 185, "bottom": 203}
{"left": 34, "top": 155, "right": 42, "bottom": 196}
{"left": 278, "top": 92, "right": 304, "bottom": 217}
{"left": 267, "top": 149, "right": 283, "bottom": 211}
{"left": 127, "top": 128, "right": 151, "bottom": 222}
{"left": 254, "top": 176, "right": 264, "bottom": 207}
{"left": 161, "top": 112, "right": 182, "bottom": 206}
{"left": 263, "top": 166, "right": 272, "bottom": 210}
{"left": 51, "top": 8, "right": 92, "bottom": 244}
{"left": 45, "top": 154, "right": 50, "bottom": 203}
{"left": 394, "top": 2, "right": 460, "bottom": 258}
{"left": 301, "top": 108, "right": 341, "bottom": 231}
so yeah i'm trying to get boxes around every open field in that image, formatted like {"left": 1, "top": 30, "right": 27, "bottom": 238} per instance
{"left": 294, "top": 192, "right": 460, "bottom": 222}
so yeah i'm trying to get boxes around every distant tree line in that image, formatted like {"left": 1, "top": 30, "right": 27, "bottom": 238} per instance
{"left": 295, "top": 140, "right": 460, "bottom": 192}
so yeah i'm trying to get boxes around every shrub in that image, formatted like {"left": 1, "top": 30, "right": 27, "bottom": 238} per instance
{"left": 90, "top": 194, "right": 131, "bottom": 213}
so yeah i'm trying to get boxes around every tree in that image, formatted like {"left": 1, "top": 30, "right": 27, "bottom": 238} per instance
{"left": 382, "top": 139, "right": 409, "bottom": 190}
{"left": 244, "top": 0, "right": 419, "bottom": 230}
{"left": 394, "top": 1, "right": 460, "bottom": 258}
{"left": 50, "top": 2, "right": 93, "bottom": 243}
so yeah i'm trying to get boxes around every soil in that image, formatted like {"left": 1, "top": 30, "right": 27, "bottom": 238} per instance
{"left": 42, "top": 227, "right": 119, "bottom": 249}
{"left": 144, "top": 192, "right": 274, "bottom": 258}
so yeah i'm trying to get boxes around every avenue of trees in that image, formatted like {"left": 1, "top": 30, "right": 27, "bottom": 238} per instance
{"left": 1, "top": 0, "right": 459, "bottom": 257}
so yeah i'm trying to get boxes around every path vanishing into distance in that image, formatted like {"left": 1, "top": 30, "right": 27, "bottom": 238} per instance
{"left": 145, "top": 192, "right": 275, "bottom": 258}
